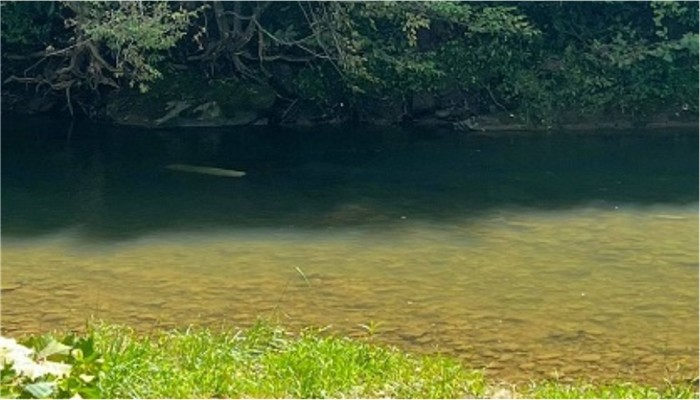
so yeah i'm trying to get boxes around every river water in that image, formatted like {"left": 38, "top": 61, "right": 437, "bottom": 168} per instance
{"left": 1, "top": 118, "right": 697, "bottom": 384}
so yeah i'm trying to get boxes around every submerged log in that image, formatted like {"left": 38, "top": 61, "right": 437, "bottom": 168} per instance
{"left": 166, "top": 164, "right": 246, "bottom": 177}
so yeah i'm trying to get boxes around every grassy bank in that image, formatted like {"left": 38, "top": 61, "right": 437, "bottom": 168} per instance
{"left": 1, "top": 321, "right": 697, "bottom": 399}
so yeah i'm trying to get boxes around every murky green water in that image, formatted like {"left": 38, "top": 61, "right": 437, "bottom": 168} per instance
{"left": 2, "top": 118, "right": 698, "bottom": 384}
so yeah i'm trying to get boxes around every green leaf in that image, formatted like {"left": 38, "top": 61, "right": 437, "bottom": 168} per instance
{"left": 36, "top": 340, "right": 72, "bottom": 359}
{"left": 77, "top": 386, "right": 103, "bottom": 399}
{"left": 679, "top": 33, "right": 699, "bottom": 54}
{"left": 24, "top": 382, "right": 56, "bottom": 398}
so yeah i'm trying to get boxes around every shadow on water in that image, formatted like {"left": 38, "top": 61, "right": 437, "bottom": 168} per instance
{"left": 2, "top": 116, "right": 698, "bottom": 241}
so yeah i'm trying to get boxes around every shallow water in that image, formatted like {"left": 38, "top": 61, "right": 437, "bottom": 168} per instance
{"left": 1, "top": 118, "right": 698, "bottom": 384}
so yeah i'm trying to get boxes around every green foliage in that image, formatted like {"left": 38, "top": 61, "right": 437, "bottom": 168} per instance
{"left": 1, "top": 1, "right": 697, "bottom": 123}
{"left": 292, "top": 64, "right": 345, "bottom": 108}
{"left": 500, "top": 2, "right": 699, "bottom": 124}
{"left": 2, "top": 321, "right": 698, "bottom": 399}
{"left": 359, "top": 2, "right": 539, "bottom": 95}
{"left": 1, "top": 334, "right": 105, "bottom": 399}
{"left": 66, "top": 1, "right": 197, "bottom": 91}
{"left": 285, "top": 2, "right": 540, "bottom": 116}
{"left": 0, "top": 2, "right": 56, "bottom": 46}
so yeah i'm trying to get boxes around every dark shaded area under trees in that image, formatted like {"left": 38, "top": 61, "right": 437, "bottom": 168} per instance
{"left": 1, "top": 1, "right": 698, "bottom": 129}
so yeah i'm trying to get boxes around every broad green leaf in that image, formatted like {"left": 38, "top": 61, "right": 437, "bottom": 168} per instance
{"left": 24, "top": 382, "right": 56, "bottom": 398}
{"left": 39, "top": 360, "right": 72, "bottom": 377}
{"left": 36, "top": 340, "right": 72, "bottom": 359}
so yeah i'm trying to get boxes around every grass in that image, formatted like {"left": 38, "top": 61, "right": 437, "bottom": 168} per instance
{"left": 520, "top": 379, "right": 699, "bottom": 399}
{"left": 1, "top": 320, "right": 698, "bottom": 399}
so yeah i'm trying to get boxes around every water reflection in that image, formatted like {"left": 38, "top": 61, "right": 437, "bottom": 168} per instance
{"left": 2, "top": 117, "right": 697, "bottom": 240}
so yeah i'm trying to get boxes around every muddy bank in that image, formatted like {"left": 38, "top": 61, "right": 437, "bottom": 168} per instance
{"left": 3, "top": 73, "right": 697, "bottom": 132}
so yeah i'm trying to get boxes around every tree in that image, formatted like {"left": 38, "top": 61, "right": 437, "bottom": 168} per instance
{"left": 2, "top": 1, "right": 697, "bottom": 123}
{"left": 2, "top": 1, "right": 195, "bottom": 114}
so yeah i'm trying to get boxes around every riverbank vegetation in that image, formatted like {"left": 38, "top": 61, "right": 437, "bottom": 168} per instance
{"left": 1, "top": 321, "right": 697, "bottom": 399}
{"left": 1, "top": 2, "right": 697, "bottom": 127}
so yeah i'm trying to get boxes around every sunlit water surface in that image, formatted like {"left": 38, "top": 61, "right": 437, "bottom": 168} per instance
{"left": 2, "top": 119, "right": 697, "bottom": 384}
